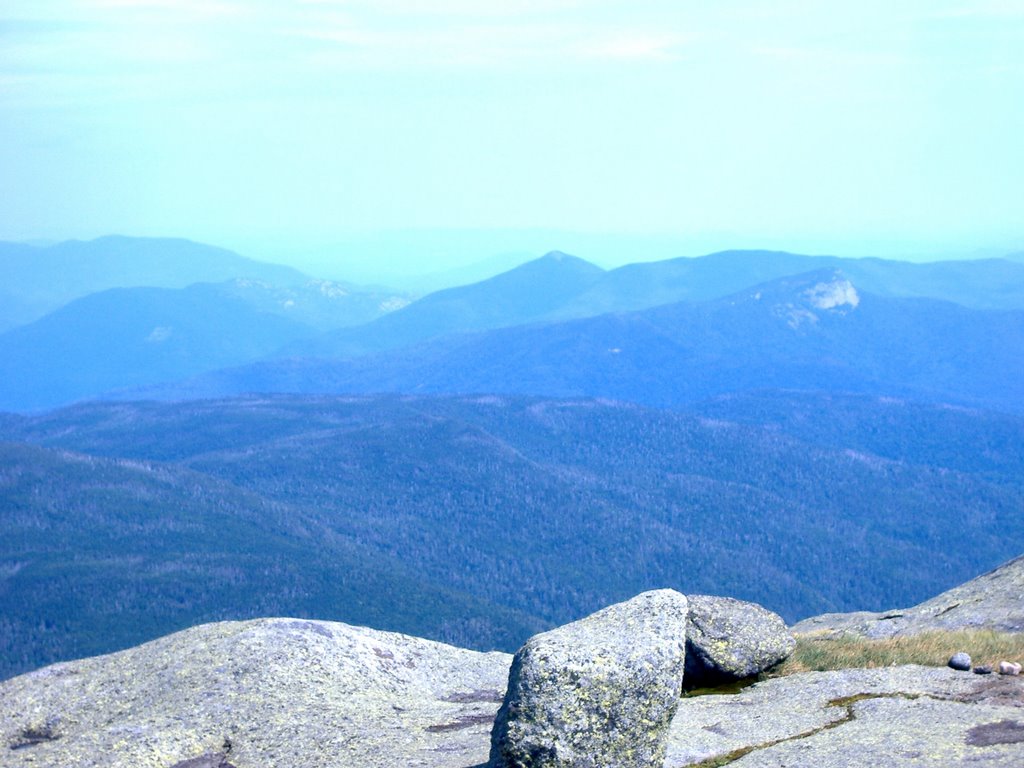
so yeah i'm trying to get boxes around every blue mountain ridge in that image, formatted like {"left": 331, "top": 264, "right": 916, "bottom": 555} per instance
{"left": 120, "top": 269, "right": 1024, "bottom": 414}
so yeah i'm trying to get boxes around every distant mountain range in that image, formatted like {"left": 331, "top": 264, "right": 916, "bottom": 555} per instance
{"left": 283, "top": 249, "right": 1024, "bottom": 360}
{"left": 0, "top": 236, "right": 416, "bottom": 410}
{"left": 124, "top": 270, "right": 1024, "bottom": 414}
{"left": 2, "top": 392, "right": 1022, "bottom": 680}
{"left": 3, "top": 241, "right": 1024, "bottom": 412}
{"left": 557, "top": 249, "right": 1024, "bottom": 315}
{"left": 0, "top": 284, "right": 318, "bottom": 411}
{"left": 0, "top": 236, "right": 307, "bottom": 332}
{"left": 283, "top": 250, "right": 605, "bottom": 358}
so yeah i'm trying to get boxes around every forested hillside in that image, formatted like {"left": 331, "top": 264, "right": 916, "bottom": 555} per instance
{"left": 3, "top": 393, "right": 1021, "bottom": 680}
{"left": 0, "top": 439, "right": 541, "bottom": 680}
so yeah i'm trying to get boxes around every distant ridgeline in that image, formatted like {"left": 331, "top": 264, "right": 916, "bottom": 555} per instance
{"left": 0, "top": 239, "right": 1023, "bottom": 412}
{"left": 1, "top": 237, "right": 1023, "bottom": 680}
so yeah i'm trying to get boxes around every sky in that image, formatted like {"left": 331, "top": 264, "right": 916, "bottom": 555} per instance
{"left": 1, "top": 1, "right": 1022, "bottom": 278}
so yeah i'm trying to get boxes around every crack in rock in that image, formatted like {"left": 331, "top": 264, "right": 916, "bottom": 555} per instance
{"left": 682, "top": 692, "right": 923, "bottom": 767}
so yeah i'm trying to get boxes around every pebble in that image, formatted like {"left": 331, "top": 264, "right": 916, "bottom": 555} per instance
{"left": 948, "top": 652, "right": 972, "bottom": 671}
{"left": 998, "top": 661, "right": 1021, "bottom": 676}
{"left": 973, "top": 665, "right": 993, "bottom": 675}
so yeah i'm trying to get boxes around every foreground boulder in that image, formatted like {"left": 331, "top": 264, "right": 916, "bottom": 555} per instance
{"left": 685, "top": 594, "right": 796, "bottom": 687}
{"left": 488, "top": 589, "right": 688, "bottom": 768}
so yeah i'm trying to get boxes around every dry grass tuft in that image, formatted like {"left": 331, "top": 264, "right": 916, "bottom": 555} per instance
{"left": 772, "top": 629, "right": 1024, "bottom": 676}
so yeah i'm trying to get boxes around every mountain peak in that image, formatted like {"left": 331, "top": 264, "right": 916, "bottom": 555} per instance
{"left": 541, "top": 250, "right": 573, "bottom": 261}
{"left": 499, "top": 251, "right": 604, "bottom": 281}
{"left": 532, "top": 250, "right": 602, "bottom": 270}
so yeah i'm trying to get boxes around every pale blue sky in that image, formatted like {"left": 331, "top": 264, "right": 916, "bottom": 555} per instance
{"left": 1, "top": 1, "right": 1022, "bottom": 276}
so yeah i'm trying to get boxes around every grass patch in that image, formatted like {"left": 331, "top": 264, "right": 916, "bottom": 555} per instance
{"left": 772, "top": 629, "right": 1024, "bottom": 676}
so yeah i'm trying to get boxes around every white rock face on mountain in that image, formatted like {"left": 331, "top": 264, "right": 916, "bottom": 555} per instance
{"left": 804, "top": 277, "right": 860, "bottom": 310}
{"left": 770, "top": 273, "right": 861, "bottom": 329}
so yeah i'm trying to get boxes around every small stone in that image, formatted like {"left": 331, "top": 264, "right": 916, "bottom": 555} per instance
{"left": 973, "top": 665, "right": 993, "bottom": 675}
{"left": 948, "top": 652, "right": 972, "bottom": 671}
{"left": 998, "top": 661, "right": 1022, "bottom": 676}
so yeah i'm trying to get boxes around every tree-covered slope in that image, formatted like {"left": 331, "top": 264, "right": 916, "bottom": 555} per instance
{"left": 0, "top": 284, "right": 318, "bottom": 411}
{"left": 0, "top": 439, "right": 543, "bottom": 680}
{"left": 685, "top": 390, "right": 1024, "bottom": 479}
{"left": 4, "top": 393, "right": 1021, "bottom": 680}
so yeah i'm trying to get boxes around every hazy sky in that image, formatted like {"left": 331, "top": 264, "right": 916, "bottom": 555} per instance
{"left": 1, "top": 1, "right": 1022, "bottom": 273}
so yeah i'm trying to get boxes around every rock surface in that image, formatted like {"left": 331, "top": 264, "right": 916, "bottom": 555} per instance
{"left": 792, "top": 554, "right": 1024, "bottom": 639}
{"left": 664, "top": 665, "right": 1024, "bottom": 767}
{"left": 684, "top": 595, "right": 795, "bottom": 687}
{"left": 4, "top": 577, "right": 1024, "bottom": 768}
{"left": 0, "top": 618, "right": 511, "bottom": 768}
{"left": 488, "top": 589, "right": 689, "bottom": 768}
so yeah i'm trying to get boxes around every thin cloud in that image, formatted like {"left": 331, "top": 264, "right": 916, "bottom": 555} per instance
{"left": 84, "top": 0, "right": 245, "bottom": 15}
{"left": 928, "top": 1, "right": 1024, "bottom": 19}
{"left": 289, "top": 12, "right": 691, "bottom": 70}
{"left": 577, "top": 34, "right": 690, "bottom": 61}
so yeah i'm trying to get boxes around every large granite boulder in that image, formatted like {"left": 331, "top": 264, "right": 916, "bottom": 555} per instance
{"left": 685, "top": 594, "right": 796, "bottom": 687}
{"left": 488, "top": 589, "right": 689, "bottom": 768}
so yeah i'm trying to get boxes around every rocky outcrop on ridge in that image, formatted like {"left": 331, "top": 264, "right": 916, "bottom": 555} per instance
{"left": 488, "top": 590, "right": 689, "bottom": 768}
{"left": 0, "top": 618, "right": 511, "bottom": 768}
{"left": 5, "top": 576, "right": 1020, "bottom": 768}
{"left": 792, "top": 554, "right": 1024, "bottom": 639}
{"left": 684, "top": 595, "right": 795, "bottom": 687}
{"left": 0, "top": 591, "right": 792, "bottom": 768}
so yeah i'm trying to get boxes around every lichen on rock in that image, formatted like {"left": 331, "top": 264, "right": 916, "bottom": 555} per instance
{"left": 685, "top": 594, "right": 795, "bottom": 688}
{"left": 0, "top": 617, "right": 512, "bottom": 768}
{"left": 488, "top": 589, "right": 689, "bottom": 768}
